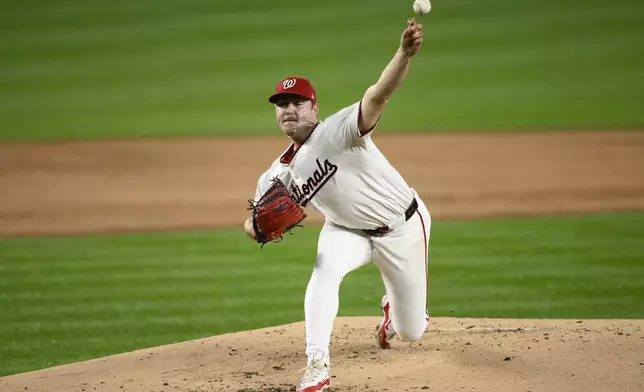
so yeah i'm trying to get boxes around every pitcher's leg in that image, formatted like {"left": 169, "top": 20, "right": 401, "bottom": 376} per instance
{"left": 304, "top": 223, "right": 372, "bottom": 358}
{"left": 372, "top": 202, "right": 431, "bottom": 343}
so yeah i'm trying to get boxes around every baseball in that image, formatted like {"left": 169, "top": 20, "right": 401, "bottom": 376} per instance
{"left": 413, "top": 0, "right": 431, "bottom": 15}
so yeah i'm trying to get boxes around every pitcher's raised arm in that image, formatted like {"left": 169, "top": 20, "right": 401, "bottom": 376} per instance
{"left": 359, "top": 18, "right": 424, "bottom": 136}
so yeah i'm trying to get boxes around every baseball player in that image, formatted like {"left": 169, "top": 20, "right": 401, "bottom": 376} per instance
{"left": 244, "top": 18, "right": 428, "bottom": 392}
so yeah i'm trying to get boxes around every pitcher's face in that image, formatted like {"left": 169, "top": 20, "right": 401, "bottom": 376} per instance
{"left": 275, "top": 95, "right": 319, "bottom": 139}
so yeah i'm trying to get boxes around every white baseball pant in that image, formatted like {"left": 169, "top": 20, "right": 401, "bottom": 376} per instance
{"left": 304, "top": 192, "right": 431, "bottom": 358}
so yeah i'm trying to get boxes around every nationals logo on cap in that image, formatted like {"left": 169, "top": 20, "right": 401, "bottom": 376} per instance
{"left": 269, "top": 76, "right": 317, "bottom": 104}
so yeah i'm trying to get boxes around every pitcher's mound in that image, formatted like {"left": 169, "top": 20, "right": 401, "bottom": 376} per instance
{"left": 2, "top": 317, "right": 643, "bottom": 392}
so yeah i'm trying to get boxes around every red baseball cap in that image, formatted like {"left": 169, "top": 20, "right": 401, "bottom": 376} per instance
{"left": 268, "top": 76, "right": 317, "bottom": 104}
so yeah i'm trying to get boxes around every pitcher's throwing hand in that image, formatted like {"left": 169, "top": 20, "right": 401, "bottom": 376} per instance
{"left": 401, "top": 18, "right": 423, "bottom": 57}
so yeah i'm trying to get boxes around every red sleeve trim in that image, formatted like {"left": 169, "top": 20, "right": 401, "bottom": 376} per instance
{"left": 357, "top": 99, "right": 380, "bottom": 137}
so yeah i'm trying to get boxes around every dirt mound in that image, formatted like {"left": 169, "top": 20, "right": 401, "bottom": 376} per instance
{"left": 1, "top": 317, "right": 642, "bottom": 392}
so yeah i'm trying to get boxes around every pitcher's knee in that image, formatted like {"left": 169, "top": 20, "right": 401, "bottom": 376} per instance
{"left": 397, "top": 324, "right": 425, "bottom": 342}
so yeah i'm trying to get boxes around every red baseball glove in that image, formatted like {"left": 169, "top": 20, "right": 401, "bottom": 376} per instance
{"left": 247, "top": 177, "right": 307, "bottom": 247}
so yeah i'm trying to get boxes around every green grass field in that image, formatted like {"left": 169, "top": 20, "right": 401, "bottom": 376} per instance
{"left": 2, "top": 0, "right": 643, "bottom": 382}
{"left": 2, "top": 0, "right": 644, "bottom": 141}
{"left": 1, "top": 213, "right": 643, "bottom": 377}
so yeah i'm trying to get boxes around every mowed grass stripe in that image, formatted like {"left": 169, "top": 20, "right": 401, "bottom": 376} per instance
{"left": 0, "top": 264, "right": 297, "bottom": 284}
{"left": 0, "top": 283, "right": 299, "bottom": 309}
{"left": 4, "top": 309, "right": 303, "bottom": 333}
{"left": 3, "top": 294, "right": 307, "bottom": 321}
{"left": 1, "top": 212, "right": 643, "bottom": 376}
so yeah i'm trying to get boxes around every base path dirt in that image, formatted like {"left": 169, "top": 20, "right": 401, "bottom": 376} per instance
{"left": 1, "top": 131, "right": 643, "bottom": 237}
{"left": 1, "top": 317, "right": 642, "bottom": 392}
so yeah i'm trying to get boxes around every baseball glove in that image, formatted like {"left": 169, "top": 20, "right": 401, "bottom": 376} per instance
{"left": 247, "top": 177, "right": 307, "bottom": 247}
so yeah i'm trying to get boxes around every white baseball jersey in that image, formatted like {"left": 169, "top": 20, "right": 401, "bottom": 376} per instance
{"left": 255, "top": 101, "right": 415, "bottom": 230}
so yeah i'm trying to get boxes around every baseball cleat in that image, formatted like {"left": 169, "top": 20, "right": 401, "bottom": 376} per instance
{"left": 297, "top": 351, "right": 331, "bottom": 392}
{"left": 376, "top": 294, "right": 397, "bottom": 349}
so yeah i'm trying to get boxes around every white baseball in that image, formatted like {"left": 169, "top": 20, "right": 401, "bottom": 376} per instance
{"left": 413, "top": 0, "right": 431, "bottom": 15}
